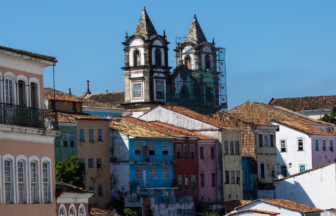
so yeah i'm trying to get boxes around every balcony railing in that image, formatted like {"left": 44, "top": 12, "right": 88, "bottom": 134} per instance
{"left": 0, "top": 103, "right": 58, "bottom": 130}
{"left": 131, "top": 180, "right": 174, "bottom": 188}
{"left": 129, "top": 155, "right": 175, "bottom": 163}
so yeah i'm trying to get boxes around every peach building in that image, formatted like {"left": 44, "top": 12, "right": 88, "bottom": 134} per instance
{"left": 0, "top": 45, "right": 60, "bottom": 215}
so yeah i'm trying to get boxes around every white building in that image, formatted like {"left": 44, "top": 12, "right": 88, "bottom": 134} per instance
{"left": 275, "top": 162, "right": 336, "bottom": 210}
{"left": 227, "top": 209, "right": 280, "bottom": 216}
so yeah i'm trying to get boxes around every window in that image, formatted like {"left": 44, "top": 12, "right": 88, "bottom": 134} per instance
{"left": 230, "top": 142, "right": 234, "bottom": 155}
{"left": 133, "top": 83, "right": 142, "bottom": 98}
{"left": 235, "top": 142, "right": 239, "bottom": 155}
{"left": 224, "top": 141, "right": 228, "bottom": 155}
{"left": 150, "top": 166, "right": 156, "bottom": 179}
{"left": 191, "top": 175, "right": 196, "bottom": 189}
{"left": 98, "top": 129, "right": 103, "bottom": 141}
{"left": 135, "top": 141, "right": 141, "bottom": 155}
{"left": 163, "top": 166, "right": 170, "bottom": 179}
{"left": 185, "top": 175, "right": 189, "bottom": 189}
{"left": 88, "top": 159, "right": 94, "bottom": 168}
{"left": 69, "top": 207, "right": 75, "bottom": 216}
{"left": 298, "top": 139, "right": 304, "bottom": 151}
{"left": 72, "top": 102, "right": 76, "bottom": 112}
{"left": 4, "top": 160, "right": 13, "bottom": 203}
{"left": 17, "top": 161, "right": 27, "bottom": 203}
{"left": 56, "top": 134, "right": 62, "bottom": 147}
{"left": 264, "top": 134, "right": 269, "bottom": 147}
{"left": 162, "top": 142, "right": 169, "bottom": 155}
{"left": 231, "top": 171, "right": 235, "bottom": 184}
{"left": 201, "top": 174, "right": 204, "bottom": 187}
{"left": 98, "top": 185, "right": 103, "bottom": 196}
{"left": 212, "top": 173, "right": 215, "bottom": 187}
{"left": 315, "top": 140, "right": 319, "bottom": 151}
{"left": 133, "top": 49, "right": 140, "bottom": 66}
{"left": 135, "top": 167, "right": 142, "bottom": 180}
{"left": 176, "top": 145, "right": 181, "bottom": 158}
{"left": 155, "top": 48, "right": 162, "bottom": 66}
{"left": 190, "top": 145, "right": 195, "bottom": 159}
{"left": 211, "top": 147, "right": 215, "bottom": 159}
{"left": 42, "top": 162, "right": 51, "bottom": 203}
{"left": 89, "top": 186, "right": 94, "bottom": 196}
{"left": 59, "top": 207, "right": 66, "bottom": 216}
{"left": 79, "top": 129, "right": 84, "bottom": 141}
{"left": 260, "top": 163, "right": 265, "bottom": 178}
{"left": 183, "top": 144, "right": 188, "bottom": 158}
{"left": 270, "top": 134, "right": 274, "bottom": 147}
{"left": 63, "top": 133, "right": 69, "bottom": 147}
{"left": 244, "top": 171, "right": 248, "bottom": 185}
{"left": 89, "top": 129, "right": 94, "bottom": 141}
{"left": 79, "top": 207, "right": 85, "bottom": 216}
{"left": 18, "top": 80, "right": 26, "bottom": 106}
{"left": 51, "top": 101, "right": 55, "bottom": 110}
{"left": 149, "top": 142, "right": 155, "bottom": 155}
{"left": 330, "top": 140, "right": 334, "bottom": 151}
{"left": 156, "top": 80, "right": 164, "bottom": 99}
{"left": 236, "top": 171, "right": 240, "bottom": 185}
{"left": 259, "top": 134, "right": 263, "bottom": 147}
{"left": 300, "top": 165, "right": 305, "bottom": 172}
{"left": 70, "top": 133, "right": 75, "bottom": 147}
{"left": 200, "top": 147, "right": 204, "bottom": 159}
{"left": 205, "top": 54, "right": 211, "bottom": 70}
{"left": 30, "top": 83, "right": 38, "bottom": 108}
{"left": 80, "top": 158, "right": 85, "bottom": 164}
{"left": 5, "top": 78, "right": 14, "bottom": 104}
{"left": 97, "top": 158, "right": 102, "bottom": 168}
{"left": 30, "top": 161, "right": 39, "bottom": 203}
{"left": 225, "top": 171, "right": 230, "bottom": 184}
{"left": 177, "top": 175, "right": 182, "bottom": 189}
{"left": 271, "top": 163, "right": 275, "bottom": 178}
{"left": 281, "top": 166, "right": 287, "bottom": 177}
{"left": 281, "top": 140, "right": 286, "bottom": 152}
{"left": 323, "top": 140, "right": 327, "bottom": 151}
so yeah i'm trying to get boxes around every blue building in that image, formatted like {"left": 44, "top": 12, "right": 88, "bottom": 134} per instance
{"left": 242, "top": 157, "right": 258, "bottom": 200}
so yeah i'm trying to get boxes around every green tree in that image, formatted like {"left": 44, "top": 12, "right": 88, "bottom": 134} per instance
{"left": 320, "top": 106, "right": 336, "bottom": 124}
{"left": 123, "top": 208, "right": 137, "bottom": 216}
{"left": 55, "top": 156, "right": 85, "bottom": 188}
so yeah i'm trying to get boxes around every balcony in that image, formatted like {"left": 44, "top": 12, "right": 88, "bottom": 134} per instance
{"left": 124, "top": 195, "right": 143, "bottom": 207}
{"left": 0, "top": 103, "right": 58, "bottom": 130}
{"left": 155, "top": 196, "right": 194, "bottom": 204}
{"left": 129, "top": 155, "right": 175, "bottom": 163}
{"left": 130, "top": 180, "right": 176, "bottom": 188}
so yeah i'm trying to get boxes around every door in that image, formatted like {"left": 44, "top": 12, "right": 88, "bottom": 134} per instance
{"left": 281, "top": 166, "right": 287, "bottom": 177}
{"left": 143, "top": 166, "right": 147, "bottom": 187}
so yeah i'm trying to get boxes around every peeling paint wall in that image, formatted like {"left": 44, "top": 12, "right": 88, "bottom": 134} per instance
{"left": 149, "top": 197, "right": 196, "bottom": 216}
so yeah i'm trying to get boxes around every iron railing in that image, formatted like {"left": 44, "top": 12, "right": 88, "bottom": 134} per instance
{"left": 129, "top": 155, "right": 176, "bottom": 163}
{"left": 131, "top": 180, "right": 174, "bottom": 188}
{"left": 0, "top": 103, "right": 58, "bottom": 130}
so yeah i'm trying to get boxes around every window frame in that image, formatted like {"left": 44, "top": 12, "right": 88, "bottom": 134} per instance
{"left": 264, "top": 133, "right": 269, "bottom": 147}
{"left": 299, "top": 164, "right": 306, "bottom": 172}
{"left": 59, "top": 204, "right": 67, "bottom": 216}
{"left": 149, "top": 166, "right": 156, "bottom": 180}
{"left": 185, "top": 175, "right": 189, "bottom": 189}
{"left": 135, "top": 166, "right": 142, "bottom": 180}
{"left": 225, "top": 171, "right": 230, "bottom": 184}
{"left": 28, "top": 156, "right": 40, "bottom": 204}
{"left": 190, "top": 145, "right": 195, "bottom": 159}
{"left": 163, "top": 166, "right": 170, "bottom": 179}
{"left": 260, "top": 163, "right": 265, "bottom": 178}
{"left": 98, "top": 185, "right": 103, "bottom": 196}
{"left": 88, "top": 159, "right": 94, "bottom": 168}
{"left": 29, "top": 79, "right": 39, "bottom": 109}
{"left": 16, "top": 155, "right": 28, "bottom": 204}
{"left": 191, "top": 175, "right": 196, "bottom": 189}
{"left": 96, "top": 158, "right": 102, "bottom": 168}
{"left": 235, "top": 141, "right": 240, "bottom": 155}
{"left": 330, "top": 140, "right": 334, "bottom": 152}
{"left": 177, "top": 175, "right": 182, "bottom": 189}
{"left": 271, "top": 163, "right": 275, "bottom": 178}
{"left": 224, "top": 141, "right": 228, "bottom": 155}
{"left": 155, "top": 79, "right": 165, "bottom": 100}
{"left": 4, "top": 75, "right": 15, "bottom": 105}
{"left": 132, "top": 81, "right": 143, "bottom": 100}
{"left": 315, "top": 139, "right": 320, "bottom": 151}
{"left": 69, "top": 203, "right": 76, "bottom": 216}
{"left": 69, "top": 133, "right": 75, "bottom": 147}
{"left": 176, "top": 144, "right": 181, "bottom": 159}
{"left": 280, "top": 140, "right": 287, "bottom": 152}
{"left": 298, "top": 138, "right": 304, "bottom": 151}
{"left": 230, "top": 141, "right": 234, "bottom": 155}
{"left": 183, "top": 144, "right": 188, "bottom": 158}
{"left": 323, "top": 140, "right": 327, "bottom": 151}
{"left": 200, "top": 146, "right": 204, "bottom": 159}
{"left": 135, "top": 141, "right": 141, "bottom": 155}
{"left": 63, "top": 133, "right": 69, "bottom": 147}
{"left": 79, "top": 204, "right": 86, "bottom": 216}
{"left": 149, "top": 142, "right": 156, "bottom": 155}
{"left": 41, "top": 157, "right": 52, "bottom": 203}
{"left": 162, "top": 142, "right": 169, "bottom": 155}
{"left": 3, "top": 155, "right": 15, "bottom": 204}
{"left": 236, "top": 171, "right": 240, "bottom": 185}
{"left": 98, "top": 129, "right": 103, "bottom": 141}
{"left": 89, "top": 129, "right": 94, "bottom": 141}
{"left": 259, "top": 133, "right": 263, "bottom": 147}
{"left": 79, "top": 129, "right": 85, "bottom": 141}
{"left": 231, "top": 170, "right": 235, "bottom": 184}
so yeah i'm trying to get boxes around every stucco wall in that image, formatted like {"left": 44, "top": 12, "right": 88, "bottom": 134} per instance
{"left": 150, "top": 197, "right": 196, "bottom": 216}
{"left": 237, "top": 201, "right": 301, "bottom": 216}
{"left": 55, "top": 125, "right": 77, "bottom": 161}
{"left": 311, "top": 137, "right": 336, "bottom": 167}
{"left": 275, "top": 163, "right": 336, "bottom": 209}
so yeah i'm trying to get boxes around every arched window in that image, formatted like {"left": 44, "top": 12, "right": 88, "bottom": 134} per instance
{"left": 42, "top": 162, "right": 51, "bottom": 203}
{"left": 184, "top": 56, "right": 191, "bottom": 69}
{"left": 5, "top": 77, "right": 15, "bottom": 104}
{"left": 4, "top": 159, "right": 14, "bottom": 203}
{"left": 30, "top": 160, "right": 39, "bottom": 203}
{"left": 155, "top": 48, "right": 162, "bottom": 66}
{"left": 79, "top": 206, "right": 85, "bottom": 216}
{"left": 264, "top": 133, "right": 269, "bottom": 147}
{"left": 69, "top": 207, "right": 75, "bottom": 216}
{"left": 17, "top": 159, "right": 27, "bottom": 203}
{"left": 205, "top": 54, "right": 211, "bottom": 70}
{"left": 59, "top": 207, "right": 66, "bottom": 216}
{"left": 133, "top": 49, "right": 140, "bottom": 67}
{"left": 31, "top": 83, "right": 38, "bottom": 109}
{"left": 18, "top": 80, "right": 26, "bottom": 107}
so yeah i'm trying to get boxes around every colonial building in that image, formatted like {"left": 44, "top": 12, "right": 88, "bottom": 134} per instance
{"left": 0, "top": 45, "right": 59, "bottom": 215}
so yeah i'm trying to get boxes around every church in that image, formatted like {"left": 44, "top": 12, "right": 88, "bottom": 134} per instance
{"left": 85, "top": 7, "right": 227, "bottom": 117}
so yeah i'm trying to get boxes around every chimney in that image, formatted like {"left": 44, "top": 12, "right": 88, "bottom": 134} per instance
{"left": 69, "top": 88, "right": 72, "bottom": 95}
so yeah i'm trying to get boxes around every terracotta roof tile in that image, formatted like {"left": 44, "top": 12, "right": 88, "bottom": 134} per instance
{"left": 269, "top": 95, "right": 336, "bottom": 111}
{"left": 227, "top": 209, "right": 280, "bottom": 215}
{"left": 209, "top": 112, "right": 276, "bottom": 127}
{"left": 44, "top": 88, "right": 84, "bottom": 102}
{"left": 236, "top": 199, "right": 323, "bottom": 213}
{"left": 0, "top": 45, "right": 57, "bottom": 62}
{"left": 82, "top": 98, "right": 123, "bottom": 110}
{"left": 58, "top": 113, "right": 76, "bottom": 123}
{"left": 84, "top": 91, "right": 124, "bottom": 106}
{"left": 90, "top": 206, "right": 120, "bottom": 216}
{"left": 56, "top": 181, "right": 92, "bottom": 194}
{"left": 223, "top": 200, "right": 252, "bottom": 212}
{"left": 326, "top": 209, "right": 336, "bottom": 213}
{"left": 61, "top": 112, "right": 109, "bottom": 121}
{"left": 272, "top": 120, "right": 335, "bottom": 136}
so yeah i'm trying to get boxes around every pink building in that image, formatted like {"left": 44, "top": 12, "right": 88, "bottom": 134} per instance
{"left": 0, "top": 46, "right": 60, "bottom": 215}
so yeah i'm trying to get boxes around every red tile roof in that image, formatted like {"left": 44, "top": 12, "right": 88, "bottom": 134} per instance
{"left": 269, "top": 95, "right": 336, "bottom": 111}
{"left": 227, "top": 209, "right": 280, "bottom": 215}
{"left": 44, "top": 88, "right": 84, "bottom": 102}
{"left": 90, "top": 206, "right": 120, "bottom": 216}
{"left": 209, "top": 112, "right": 276, "bottom": 127}
{"left": 0, "top": 45, "right": 57, "bottom": 62}
{"left": 224, "top": 200, "right": 252, "bottom": 212}
{"left": 60, "top": 112, "right": 109, "bottom": 121}
{"left": 272, "top": 120, "right": 335, "bottom": 136}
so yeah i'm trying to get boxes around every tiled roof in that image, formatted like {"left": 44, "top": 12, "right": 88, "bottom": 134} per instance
{"left": 0, "top": 45, "right": 57, "bottom": 62}
{"left": 90, "top": 206, "right": 120, "bottom": 216}
{"left": 269, "top": 95, "right": 336, "bottom": 111}
{"left": 209, "top": 112, "right": 276, "bottom": 127}
{"left": 236, "top": 199, "right": 323, "bottom": 213}
{"left": 151, "top": 122, "right": 216, "bottom": 140}
{"left": 44, "top": 88, "right": 84, "bottom": 102}
{"left": 272, "top": 120, "right": 335, "bottom": 136}
{"left": 84, "top": 91, "right": 124, "bottom": 106}
{"left": 58, "top": 113, "right": 76, "bottom": 123}
{"left": 61, "top": 112, "right": 109, "bottom": 121}
{"left": 82, "top": 98, "right": 122, "bottom": 110}
{"left": 223, "top": 200, "right": 252, "bottom": 212}
{"left": 56, "top": 181, "right": 92, "bottom": 194}
{"left": 110, "top": 117, "right": 174, "bottom": 139}
{"left": 227, "top": 209, "right": 280, "bottom": 215}
{"left": 133, "top": 7, "right": 157, "bottom": 37}
{"left": 275, "top": 162, "right": 335, "bottom": 182}
{"left": 185, "top": 14, "right": 207, "bottom": 44}
{"left": 153, "top": 106, "right": 238, "bottom": 130}
{"left": 326, "top": 209, "right": 336, "bottom": 213}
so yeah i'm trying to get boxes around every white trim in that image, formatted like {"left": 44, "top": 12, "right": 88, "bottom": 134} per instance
{"left": 130, "top": 80, "right": 145, "bottom": 102}
{"left": 297, "top": 137, "right": 305, "bottom": 151}
{"left": 264, "top": 132, "right": 269, "bottom": 147}
{"left": 29, "top": 77, "right": 40, "bottom": 109}
{"left": 41, "top": 156, "right": 52, "bottom": 203}
{"left": 59, "top": 203, "right": 67, "bottom": 216}
{"left": 17, "top": 75, "right": 29, "bottom": 106}
{"left": 69, "top": 203, "right": 77, "bottom": 216}
{"left": 4, "top": 72, "right": 16, "bottom": 105}
{"left": 16, "top": 155, "right": 28, "bottom": 204}
{"left": 154, "top": 79, "right": 166, "bottom": 102}
{"left": 28, "top": 156, "right": 40, "bottom": 203}
{"left": 0, "top": 71, "right": 2, "bottom": 103}
{"left": 79, "top": 203, "right": 86, "bottom": 216}
{"left": 3, "top": 154, "right": 16, "bottom": 203}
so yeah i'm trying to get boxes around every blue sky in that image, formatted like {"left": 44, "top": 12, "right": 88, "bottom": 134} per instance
{"left": 0, "top": 0, "right": 335, "bottom": 109}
